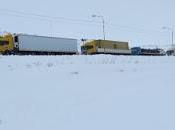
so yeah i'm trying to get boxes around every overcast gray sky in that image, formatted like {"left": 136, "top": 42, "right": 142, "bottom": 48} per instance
{"left": 0, "top": 0, "right": 175, "bottom": 47}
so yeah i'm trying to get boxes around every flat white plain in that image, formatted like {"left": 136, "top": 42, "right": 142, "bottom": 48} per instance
{"left": 0, "top": 55, "right": 175, "bottom": 130}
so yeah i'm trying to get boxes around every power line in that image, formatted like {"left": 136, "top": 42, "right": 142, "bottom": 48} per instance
{"left": 0, "top": 8, "right": 97, "bottom": 23}
{"left": 0, "top": 8, "right": 170, "bottom": 39}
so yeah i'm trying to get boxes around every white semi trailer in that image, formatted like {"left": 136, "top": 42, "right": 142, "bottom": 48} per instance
{"left": 13, "top": 34, "right": 78, "bottom": 55}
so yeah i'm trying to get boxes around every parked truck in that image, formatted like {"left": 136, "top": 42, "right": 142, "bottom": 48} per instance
{"left": 131, "top": 47, "right": 166, "bottom": 56}
{"left": 0, "top": 33, "right": 78, "bottom": 55}
{"left": 81, "top": 40, "right": 131, "bottom": 55}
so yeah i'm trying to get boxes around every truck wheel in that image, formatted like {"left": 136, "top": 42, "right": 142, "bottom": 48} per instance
{"left": 3, "top": 50, "right": 12, "bottom": 55}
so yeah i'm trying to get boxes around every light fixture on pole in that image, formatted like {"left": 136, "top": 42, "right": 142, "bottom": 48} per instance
{"left": 92, "top": 14, "right": 106, "bottom": 40}
{"left": 162, "top": 26, "right": 174, "bottom": 48}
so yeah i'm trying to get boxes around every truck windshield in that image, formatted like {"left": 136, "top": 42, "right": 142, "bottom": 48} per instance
{"left": 81, "top": 45, "right": 93, "bottom": 50}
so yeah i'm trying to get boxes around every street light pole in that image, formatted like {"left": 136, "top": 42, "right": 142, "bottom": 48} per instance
{"left": 162, "top": 26, "right": 174, "bottom": 48}
{"left": 102, "top": 17, "right": 105, "bottom": 40}
{"left": 92, "top": 15, "right": 106, "bottom": 40}
{"left": 171, "top": 31, "right": 174, "bottom": 47}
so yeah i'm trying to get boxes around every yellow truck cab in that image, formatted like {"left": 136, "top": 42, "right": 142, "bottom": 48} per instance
{"left": 0, "top": 34, "right": 14, "bottom": 54}
{"left": 81, "top": 40, "right": 97, "bottom": 54}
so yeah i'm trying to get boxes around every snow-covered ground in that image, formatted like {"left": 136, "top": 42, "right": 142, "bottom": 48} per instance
{"left": 0, "top": 55, "right": 175, "bottom": 130}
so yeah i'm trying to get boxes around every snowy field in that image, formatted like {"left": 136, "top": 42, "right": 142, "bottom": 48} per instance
{"left": 0, "top": 55, "right": 175, "bottom": 130}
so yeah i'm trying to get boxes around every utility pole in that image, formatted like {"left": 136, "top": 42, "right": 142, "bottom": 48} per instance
{"left": 49, "top": 20, "right": 53, "bottom": 37}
